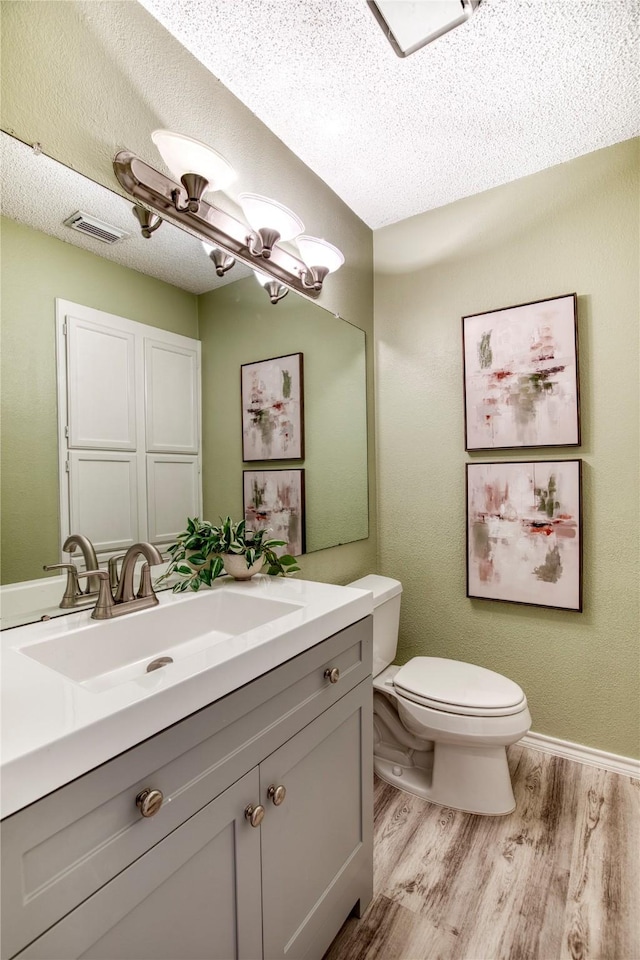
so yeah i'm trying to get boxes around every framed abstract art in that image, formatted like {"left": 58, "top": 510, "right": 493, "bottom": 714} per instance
{"left": 466, "top": 459, "right": 582, "bottom": 611}
{"left": 462, "top": 294, "right": 580, "bottom": 451}
{"left": 241, "top": 353, "right": 304, "bottom": 461}
{"left": 243, "top": 469, "right": 306, "bottom": 557}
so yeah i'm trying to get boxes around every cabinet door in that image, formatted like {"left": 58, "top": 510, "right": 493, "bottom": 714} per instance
{"left": 260, "top": 679, "right": 373, "bottom": 960}
{"left": 66, "top": 315, "right": 137, "bottom": 451}
{"left": 144, "top": 338, "right": 200, "bottom": 454}
{"left": 146, "top": 454, "right": 201, "bottom": 544}
{"left": 15, "top": 771, "right": 263, "bottom": 960}
{"left": 68, "top": 451, "right": 140, "bottom": 553}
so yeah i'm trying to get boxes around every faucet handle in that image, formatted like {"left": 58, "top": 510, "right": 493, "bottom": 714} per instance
{"left": 138, "top": 562, "right": 156, "bottom": 600}
{"left": 108, "top": 553, "right": 127, "bottom": 591}
{"left": 43, "top": 563, "right": 82, "bottom": 609}
{"left": 77, "top": 570, "right": 115, "bottom": 619}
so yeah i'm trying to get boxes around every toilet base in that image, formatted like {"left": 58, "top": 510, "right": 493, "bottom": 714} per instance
{"left": 374, "top": 740, "right": 516, "bottom": 816}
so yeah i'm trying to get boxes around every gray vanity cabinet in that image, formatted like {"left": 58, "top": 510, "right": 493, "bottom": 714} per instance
{"left": 260, "top": 684, "right": 371, "bottom": 960}
{"left": 3, "top": 617, "right": 373, "bottom": 960}
{"left": 14, "top": 770, "right": 263, "bottom": 960}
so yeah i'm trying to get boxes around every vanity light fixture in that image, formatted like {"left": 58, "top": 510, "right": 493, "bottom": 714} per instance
{"left": 296, "top": 236, "right": 345, "bottom": 291}
{"left": 113, "top": 130, "right": 344, "bottom": 302}
{"left": 151, "top": 129, "right": 237, "bottom": 213}
{"left": 238, "top": 193, "right": 304, "bottom": 259}
{"left": 201, "top": 241, "right": 236, "bottom": 277}
{"left": 253, "top": 269, "right": 289, "bottom": 305}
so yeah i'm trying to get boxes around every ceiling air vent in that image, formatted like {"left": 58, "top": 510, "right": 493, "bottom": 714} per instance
{"left": 63, "top": 211, "right": 129, "bottom": 244}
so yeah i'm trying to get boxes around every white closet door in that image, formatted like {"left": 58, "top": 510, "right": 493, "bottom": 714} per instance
{"left": 66, "top": 316, "right": 136, "bottom": 450}
{"left": 145, "top": 339, "right": 199, "bottom": 454}
{"left": 69, "top": 452, "right": 139, "bottom": 553}
{"left": 146, "top": 455, "right": 200, "bottom": 545}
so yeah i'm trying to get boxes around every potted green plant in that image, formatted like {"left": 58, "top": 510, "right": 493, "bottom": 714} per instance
{"left": 161, "top": 516, "right": 300, "bottom": 592}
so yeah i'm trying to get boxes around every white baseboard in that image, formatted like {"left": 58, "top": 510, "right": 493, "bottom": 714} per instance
{"left": 521, "top": 731, "right": 640, "bottom": 779}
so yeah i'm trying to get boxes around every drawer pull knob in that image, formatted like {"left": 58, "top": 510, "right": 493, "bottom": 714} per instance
{"left": 267, "top": 784, "right": 287, "bottom": 806}
{"left": 136, "top": 788, "right": 164, "bottom": 818}
{"left": 245, "top": 803, "right": 265, "bottom": 827}
{"left": 324, "top": 667, "right": 340, "bottom": 684}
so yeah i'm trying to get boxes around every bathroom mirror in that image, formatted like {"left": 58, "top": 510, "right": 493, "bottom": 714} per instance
{"left": 0, "top": 135, "right": 368, "bottom": 628}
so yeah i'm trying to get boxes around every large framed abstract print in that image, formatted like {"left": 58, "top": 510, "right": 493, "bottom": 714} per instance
{"left": 466, "top": 459, "right": 582, "bottom": 612}
{"left": 243, "top": 469, "right": 306, "bottom": 557}
{"left": 462, "top": 294, "right": 579, "bottom": 451}
{"left": 241, "top": 353, "right": 304, "bottom": 461}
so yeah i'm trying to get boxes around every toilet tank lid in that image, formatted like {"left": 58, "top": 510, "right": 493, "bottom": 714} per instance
{"left": 348, "top": 575, "right": 402, "bottom": 607}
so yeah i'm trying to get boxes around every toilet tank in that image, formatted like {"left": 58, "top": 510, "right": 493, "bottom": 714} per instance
{"left": 348, "top": 575, "right": 402, "bottom": 677}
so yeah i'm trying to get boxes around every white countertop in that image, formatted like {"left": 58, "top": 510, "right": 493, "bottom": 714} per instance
{"left": 0, "top": 576, "right": 373, "bottom": 818}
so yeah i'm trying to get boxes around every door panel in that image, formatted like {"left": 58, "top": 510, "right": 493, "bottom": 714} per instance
{"left": 144, "top": 339, "right": 199, "bottom": 454}
{"left": 260, "top": 681, "right": 372, "bottom": 960}
{"left": 146, "top": 455, "right": 200, "bottom": 544}
{"left": 68, "top": 451, "right": 139, "bottom": 553}
{"left": 67, "top": 316, "right": 136, "bottom": 451}
{"left": 16, "top": 772, "right": 263, "bottom": 960}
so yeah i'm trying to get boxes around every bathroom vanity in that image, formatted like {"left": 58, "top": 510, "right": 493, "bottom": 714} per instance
{"left": 1, "top": 578, "right": 374, "bottom": 960}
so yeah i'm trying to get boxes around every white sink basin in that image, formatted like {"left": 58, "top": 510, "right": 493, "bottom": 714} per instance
{"left": 20, "top": 591, "right": 301, "bottom": 693}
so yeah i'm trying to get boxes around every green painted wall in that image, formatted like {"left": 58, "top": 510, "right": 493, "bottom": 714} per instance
{"left": 0, "top": 217, "right": 198, "bottom": 584}
{"left": 198, "top": 277, "right": 368, "bottom": 554}
{"left": 374, "top": 139, "right": 640, "bottom": 758}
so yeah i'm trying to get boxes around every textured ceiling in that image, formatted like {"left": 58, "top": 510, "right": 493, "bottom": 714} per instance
{"left": 139, "top": 0, "right": 640, "bottom": 229}
{"left": 0, "top": 134, "right": 250, "bottom": 295}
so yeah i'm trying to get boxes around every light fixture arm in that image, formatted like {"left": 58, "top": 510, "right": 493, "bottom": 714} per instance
{"left": 300, "top": 265, "right": 330, "bottom": 292}
{"left": 132, "top": 204, "right": 162, "bottom": 239}
{"left": 207, "top": 247, "right": 236, "bottom": 277}
{"left": 114, "top": 151, "right": 324, "bottom": 300}
{"left": 247, "top": 227, "right": 281, "bottom": 259}
{"left": 264, "top": 281, "right": 289, "bottom": 305}
{"left": 171, "top": 172, "right": 209, "bottom": 213}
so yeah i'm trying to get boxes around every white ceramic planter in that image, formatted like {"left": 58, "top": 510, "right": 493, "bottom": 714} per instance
{"left": 222, "top": 554, "right": 266, "bottom": 580}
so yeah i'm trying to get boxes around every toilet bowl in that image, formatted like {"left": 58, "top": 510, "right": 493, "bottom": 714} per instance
{"left": 349, "top": 575, "right": 531, "bottom": 816}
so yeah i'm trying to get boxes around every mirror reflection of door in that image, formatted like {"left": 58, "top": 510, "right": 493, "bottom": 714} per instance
{"left": 57, "top": 300, "right": 202, "bottom": 562}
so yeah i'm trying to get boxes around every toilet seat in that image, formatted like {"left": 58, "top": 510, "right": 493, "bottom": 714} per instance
{"left": 393, "top": 657, "right": 527, "bottom": 718}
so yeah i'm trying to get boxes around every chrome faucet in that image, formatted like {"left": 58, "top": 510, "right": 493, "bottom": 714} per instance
{"left": 78, "top": 542, "right": 164, "bottom": 620}
{"left": 63, "top": 534, "right": 100, "bottom": 594}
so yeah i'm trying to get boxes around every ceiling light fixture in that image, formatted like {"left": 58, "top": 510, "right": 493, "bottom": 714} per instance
{"left": 368, "top": 0, "right": 482, "bottom": 58}
{"left": 114, "top": 131, "right": 344, "bottom": 303}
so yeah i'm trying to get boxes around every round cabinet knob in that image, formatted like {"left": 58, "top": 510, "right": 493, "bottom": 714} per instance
{"left": 267, "top": 784, "right": 286, "bottom": 806}
{"left": 136, "top": 787, "right": 164, "bottom": 818}
{"left": 245, "top": 803, "right": 265, "bottom": 828}
{"left": 324, "top": 667, "right": 340, "bottom": 684}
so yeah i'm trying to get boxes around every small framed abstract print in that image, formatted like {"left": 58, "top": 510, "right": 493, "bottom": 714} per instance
{"left": 466, "top": 459, "right": 582, "bottom": 612}
{"left": 462, "top": 294, "right": 580, "bottom": 451}
{"left": 243, "top": 469, "right": 306, "bottom": 557}
{"left": 241, "top": 353, "right": 304, "bottom": 461}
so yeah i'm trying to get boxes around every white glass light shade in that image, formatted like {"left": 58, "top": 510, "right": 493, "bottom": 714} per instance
{"left": 296, "top": 236, "right": 345, "bottom": 273}
{"left": 238, "top": 193, "right": 304, "bottom": 241}
{"left": 151, "top": 130, "right": 237, "bottom": 192}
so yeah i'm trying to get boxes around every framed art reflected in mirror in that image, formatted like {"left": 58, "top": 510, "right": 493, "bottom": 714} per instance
{"left": 244, "top": 469, "right": 305, "bottom": 557}
{"left": 241, "top": 353, "right": 304, "bottom": 461}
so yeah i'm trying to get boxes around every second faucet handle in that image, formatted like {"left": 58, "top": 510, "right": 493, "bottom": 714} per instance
{"left": 108, "top": 554, "right": 127, "bottom": 591}
{"left": 43, "top": 563, "right": 82, "bottom": 609}
{"left": 77, "top": 570, "right": 114, "bottom": 619}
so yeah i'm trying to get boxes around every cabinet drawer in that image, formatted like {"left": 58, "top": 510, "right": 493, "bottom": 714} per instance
{"left": 1, "top": 616, "right": 372, "bottom": 958}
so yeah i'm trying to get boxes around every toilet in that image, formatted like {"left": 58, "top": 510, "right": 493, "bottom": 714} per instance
{"left": 349, "top": 575, "right": 531, "bottom": 816}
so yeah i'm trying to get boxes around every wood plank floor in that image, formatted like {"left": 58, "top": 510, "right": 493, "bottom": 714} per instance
{"left": 324, "top": 745, "right": 640, "bottom": 960}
